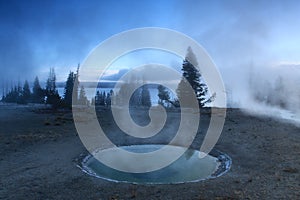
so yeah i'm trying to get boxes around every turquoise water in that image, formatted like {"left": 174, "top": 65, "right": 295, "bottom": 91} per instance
{"left": 80, "top": 144, "right": 231, "bottom": 184}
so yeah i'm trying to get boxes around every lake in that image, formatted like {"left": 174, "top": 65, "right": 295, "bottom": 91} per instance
{"left": 57, "top": 87, "right": 172, "bottom": 105}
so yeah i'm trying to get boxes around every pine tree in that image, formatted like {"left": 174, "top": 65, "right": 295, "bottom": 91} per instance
{"left": 78, "top": 85, "right": 88, "bottom": 105}
{"left": 2, "top": 85, "right": 18, "bottom": 103}
{"left": 20, "top": 80, "right": 31, "bottom": 104}
{"left": 5, "top": 86, "right": 17, "bottom": 103}
{"left": 91, "top": 97, "right": 95, "bottom": 106}
{"left": 32, "top": 76, "right": 44, "bottom": 103}
{"left": 102, "top": 91, "right": 106, "bottom": 105}
{"left": 117, "top": 82, "right": 130, "bottom": 106}
{"left": 99, "top": 91, "right": 105, "bottom": 105}
{"left": 73, "top": 64, "right": 80, "bottom": 104}
{"left": 115, "top": 76, "right": 154, "bottom": 107}
{"left": 141, "top": 84, "right": 151, "bottom": 107}
{"left": 157, "top": 85, "right": 170, "bottom": 107}
{"left": 46, "top": 68, "right": 56, "bottom": 95}
{"left": 105, "top": 90, "right": 113, "bottom": 107}
{"left": 1, "top": 82, "right": 5, "bottom": 101}
{"left": 45, "top": 68, "right": 61, "bottom": 108}
{"left": 95, "top": 91, "right": 101, "bottom": 105}
{"left": 95, "top": 90, "right": 107, "bottom": 106}
{"left": 15, "top": 80, "right": 22, "bottom": 103}
{"left": 131, "top": 87, "right": 141, "bottom": 106}
{"left": 63, "top": 71, "right": 75, "bottom": 107}
{"left": 15, "top": 85, "right": 20, "bottom": 102}
{"left": 176, "top": 47, "right": 211, "bottom": 108}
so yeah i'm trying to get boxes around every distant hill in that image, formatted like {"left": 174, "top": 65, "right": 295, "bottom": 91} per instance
{"left": 56, "top": 68, "right": 177, "bottom": 89}
{"left": 102, "top": 69, "right": 129, "bottom": 81}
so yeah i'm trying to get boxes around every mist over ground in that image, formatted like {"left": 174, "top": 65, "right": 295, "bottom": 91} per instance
{"left": 0, "top": 0, "right": 299, "bottom": 124}
{"left": 224, "top": 63, "right": 300, "bottom": 124}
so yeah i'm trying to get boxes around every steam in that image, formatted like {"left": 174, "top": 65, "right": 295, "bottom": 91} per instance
{"left": 179, "top": 0, "right": 300, "bottom": 124}
{"left": 1, "top": 0, "right": 300, "bottom": 125}
{"left": 226, "top": 63, "right": 300, "bottom": 125}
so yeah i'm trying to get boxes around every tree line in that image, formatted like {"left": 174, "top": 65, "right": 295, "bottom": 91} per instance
{"left": 110, "top": 47, "right": 213, "bottom": 109}
{"left": 1, "top": 47, "right": 213, "bottom": 109}
{"left": 1, "top": 65, "right": 88, "bottom": 109}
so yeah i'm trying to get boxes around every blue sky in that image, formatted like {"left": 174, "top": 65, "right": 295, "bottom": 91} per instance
{"left": 0, "top": 0, "right": 300, "bottom": 84}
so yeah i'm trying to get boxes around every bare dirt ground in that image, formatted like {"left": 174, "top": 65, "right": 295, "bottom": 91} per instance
{"left": 0, "top": 103, "right": 299, "bottom": 199}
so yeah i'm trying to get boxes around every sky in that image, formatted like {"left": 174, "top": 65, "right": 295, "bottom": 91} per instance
{"left": 0, "top": 0, "right": 300, "bottom": 109}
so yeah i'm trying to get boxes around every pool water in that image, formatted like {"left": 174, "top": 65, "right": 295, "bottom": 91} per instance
{"left": 79, "top": 144, "right": 231, "bottom": 184}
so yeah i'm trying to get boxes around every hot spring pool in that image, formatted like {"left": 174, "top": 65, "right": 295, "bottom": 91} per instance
{"left": 78, "top": 144, "right": 231, "bottom": 184}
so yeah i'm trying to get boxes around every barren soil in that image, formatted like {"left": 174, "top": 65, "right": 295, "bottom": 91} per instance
{"left": 0, "top": 103, "right": 299, "bottom": 199}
